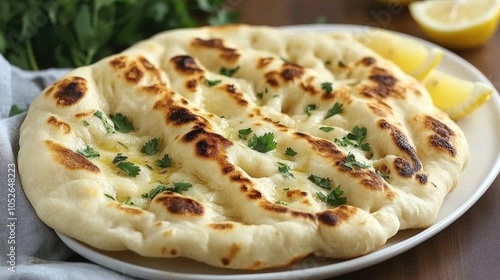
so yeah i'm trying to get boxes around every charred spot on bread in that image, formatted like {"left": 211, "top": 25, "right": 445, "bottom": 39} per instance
{"left": 45, "top": 140, "right": 99, "bottom": 173}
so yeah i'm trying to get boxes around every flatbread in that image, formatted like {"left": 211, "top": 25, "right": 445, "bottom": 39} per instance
{"left": 18, "top": 25, "right": 469, "bottom": 270}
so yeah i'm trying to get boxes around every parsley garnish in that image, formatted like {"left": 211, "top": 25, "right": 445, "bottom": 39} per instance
{"left": 285, "top": 147, "right": 297, "bottom": 157}
{"left": 325, "top": 102, "right": 344, "bottom": 119}
{"left": 343, "top": 153, "right": 370, "bottom": 170}
{"left": 117, "top": 141, "right": 128, "bottom": 149}
{"left": 321, "top": 82, "right": 333, "bottom": 95}
{"left": 156, "top": 154, "right": 172, "bottom": 168}
{"left": 219, "top": 66, "right": 240, "bottom": 77}
{"left": 206, "top": 79, "right": 222, "bottom": 87}
{"left": 143, "top": 182, "right": 193, "bottom": 199}
{"left": 111, "top": 113, "right": 134, "bottom": 133}
{"left": 305, "top": 104, "right": 317, "bottom": 116}
{"left": 276, "top": 201, "right": 287, "bottom": 205}
{"left": 338, "top": 60, "right": 346, "bottom": 67}
{"left": 277, "top": 162, "right": 294, "bottom": 178}
{"left": 256, "top": 88, "right": 268, "bottom": 99}
{"left": 247, "top": 132, "right": 277, "bottom": 153}
{"left": 104, "top": 194, "right": 115, "bottom": 200}
{"left": 83, "top": 120, "right": 89, "bottom": 127}
{"left": 77, "top": 146, "right": 100, "bottom": 158}
{"left": 141, "top": 138, "right": 160, "bottom": 155}
{"left": 94, "top": 110, "right": 115, "bottom": 133}
{"left": 308, "top": 174, "right": 332, "bottom": 190}
{"left": 319, "top": 126, "right": 334, "bottom": 132}
{"left": 317, "top": 185, "right": 347, "bottom": 207}
{"left": 335, "top": 126, "right": 371, "bottom": 152}
{"left": 238, "top": 128, "right": 252, "bottom": 140}
{"left": 117, "top": 162, "right": 141, "bottom": 177}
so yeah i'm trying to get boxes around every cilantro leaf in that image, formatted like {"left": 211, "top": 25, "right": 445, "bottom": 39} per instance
{"left": 319, "top": 126, "right": 334, "bottom": 132}
{"left": 117, "top": 161, "right": 141, "bottom": 177}
{"left": 143, "top": 182, "right": 193, "bottom": 200}
{"left": 305, "top": 104, "right": 317, "bottom": 116}
{"left": 219, "top": 66, "right": 240, "bottom": 77}
{"left": 338, "top": 60, "right": 347, "bottom": 67}
{"left": 104, "top": 194, "right": 115, "bottom": 200}
{"left": 77, "top": 146, "right": 100, "bottom": 158}
{"left": 343, "top": 153, "right": 370, "bottom": 170}
{"left": 83, "top": 120, "right": 90, "bottom": 127}
{"left": 277, "top": 162, "right": 294, "bottom": 178}
{"left": 141, "top": 138, "right": 160, "bottom": 155}
{"left": 276, "top": 200, "right": 287, "bottom": 205}
{"left": 335, "top": 126, "right": 371, "bottom": 152}
{"left": 206, "top": 79, "right": 222, "bottom": 87}
{"left": 247, "top": 132, "right": 277, "bottom": 153}
{"left": 308, "top": 174, "right": 332, "bottom": 190}
{"left": 122, "top": 196, "right": 135, "bottom": 206}
{"left": 325, "top": 102, "right": 344, "bottom": 119}
{"left": 111, "top": 113, "right": 134, "bottom": 133}
{"left": 321, "top": 82, "right": 333, "bottom": 95}
{"left": 285, "top": 147, "right": 297, "bottom": 157}
{"left": 112, "top": 153, "right": 127, "bottom": 164}
{"left": 238, "top": 128, "right": 252, "bottom": 140}
{"left": 94, "top": 110, "right": 115, "bottom": 134}
{"left": 156, "top": 154, "right": 172, "bottom": 168}
{"left": 317, "top": 185, "right": 347, "bottom": 207}
{"left": 169, "top": 182, "right": 193, "bottom": 193}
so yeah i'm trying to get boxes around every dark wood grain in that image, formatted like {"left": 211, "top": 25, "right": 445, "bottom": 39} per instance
{"left": 236, "top": 1, "right": 500, "bottom": 279}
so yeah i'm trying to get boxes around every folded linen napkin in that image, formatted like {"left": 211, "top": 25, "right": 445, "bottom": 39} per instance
{"left": 0, "top": 55, "right": 134, "bottom": 279}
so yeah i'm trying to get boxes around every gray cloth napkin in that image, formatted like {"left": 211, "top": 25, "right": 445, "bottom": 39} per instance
{"left": 0, "top": 55, "right": 134, "bottom": 279}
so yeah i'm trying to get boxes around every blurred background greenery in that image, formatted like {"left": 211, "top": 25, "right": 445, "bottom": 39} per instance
{"left": 0, "top": 0, "right": 240, "bottom": 70}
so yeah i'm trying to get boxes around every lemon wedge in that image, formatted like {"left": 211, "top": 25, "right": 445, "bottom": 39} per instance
{"left": 357, "top": 30, "right": 443, "bottom": 80}
{"left": 424, "top": 69, "right": 493, "bottom": 120}
{"left": 409, "top": 0, "right": 500, "bottom": 49}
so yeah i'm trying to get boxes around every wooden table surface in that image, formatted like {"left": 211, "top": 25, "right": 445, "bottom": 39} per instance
{"left": 235, "top": 1, "right": 500, "bottom": 279}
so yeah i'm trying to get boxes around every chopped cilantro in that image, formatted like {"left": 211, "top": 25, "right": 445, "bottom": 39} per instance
{"left": 83, "top": 120, "right": 89, "bottom": 127}
{"left": 112, "top": 153, "right": 127, "bottom": 164}
{"left": 256, "top": 87, "right": 268, "bottom": 99}
{"left": 247, "top": 132, "right": 277, "bottom": 153}
{"left": 77, "top": 146, "right": 100, "bottom": 158}
{"left": 122, "top": 196, "right": 135, "bottom": 206}
{"left": 104, "top": 194, "right": 115, "bottom": 200}
{"left": 305, "top": 104, "right": 317, "bottom": 116}
{"left": 319, "top": 126, "right": 334, "bottom": 132}
{"left": 338, "top": 60, "right": 346, "bottom": 67}
{"left": 238, "top": 128, "right": 253, "bottom": 140}
{"left": 117, "top": 161, "right": 141, "bottom": 177}
{"left": 321, "top": 82, "right": 333, "bottom": 95}
{"left": 111, "top": 113, "right": 134, "bottom": 133}
{"left": 308, "top": 174, "right": 332, "bottom": 190}
{"left": 276, "top": 200, "right": 288, "bottom": 205}
{"left": 277, "top": 162, "right": 294, "bottom": 178}
{"left": 343, "top": 153, "right": 370, "bottom": 170}
{"left": 335, "top": 126, "right": 371, "bottom": 152}
{"left": 117, "top": 141, "right": 128, "bottom": 149}
{"left": 93, "top": 110, "right": 115, "bottom": 134}
{"left": 206, "top": 79, "right": 222, "bottom": 87}
{"left": 317, "top": 185, "right": 347, "bottom": 207}
{"left": 325, "top": 102, "right": 344, "bottom": 119}
{"left": 285, "top": 147, "right": 297, "bottom": 157}
{"left": 156, "top": 154, "right": 172, "bottom": 168}
{"left": 376, "top": 169, "right": 390, "bottom": 181}
{"left": 143, "top": 182, "right": 193, "bottom": 200}
{"left": 219, "top": 66, "right": 240, "bottom": 77}
{"left": 141, "top": 138, "right": 160, "bottom": 155}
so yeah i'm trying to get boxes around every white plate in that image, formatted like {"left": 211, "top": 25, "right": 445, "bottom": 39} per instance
{"left": 57, "top": 24, "right": 500, "bottom": 280}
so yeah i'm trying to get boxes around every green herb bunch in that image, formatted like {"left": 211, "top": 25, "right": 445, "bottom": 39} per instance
{"left": 0, "top": 0, "right": 239, "bottom": 70}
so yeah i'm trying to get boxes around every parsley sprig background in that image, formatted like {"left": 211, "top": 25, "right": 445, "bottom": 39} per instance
{"left": 0, "top": 0, "right": 240, "bottom": 71}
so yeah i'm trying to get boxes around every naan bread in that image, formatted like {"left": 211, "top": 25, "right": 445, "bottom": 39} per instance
{"left": 18, "top": 25, "right": 469, "bottom": 270}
